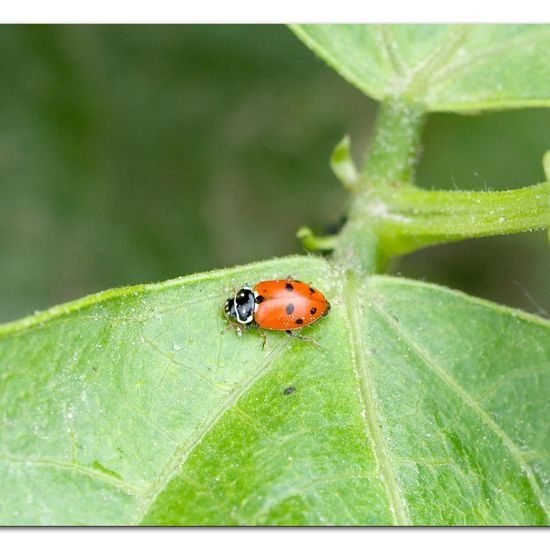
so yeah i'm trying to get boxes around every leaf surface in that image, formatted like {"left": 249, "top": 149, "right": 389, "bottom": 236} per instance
{"left": 1, "top": 255, "right": 549, "bottom": 525}
{"left": 291, "top": 25, "right": 550, "bottom": 111}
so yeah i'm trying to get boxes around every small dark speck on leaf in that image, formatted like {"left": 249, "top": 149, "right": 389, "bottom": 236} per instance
{"left": 284, "top": 386, "right": 296, "bottom": 395}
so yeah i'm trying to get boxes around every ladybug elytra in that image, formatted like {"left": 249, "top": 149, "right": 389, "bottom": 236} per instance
{"left": 224, "top": 278, "right": 330, "bottom": 346}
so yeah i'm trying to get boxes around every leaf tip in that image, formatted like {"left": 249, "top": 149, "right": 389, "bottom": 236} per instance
{"left": 330, "top": 134, "right": 359, "bottom": 191}
{"left": 296, "top": 226, "right": 338, "bottom": 252}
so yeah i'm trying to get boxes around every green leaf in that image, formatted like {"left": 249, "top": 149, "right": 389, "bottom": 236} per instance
{"left": 291, "top": 25, "right": 550, "bottom": 112}
{"left": 1, "top": 255, "right": 549, "bottom": 525}
{"left": 330, "top": 134, "right": 359, "bottom": 190}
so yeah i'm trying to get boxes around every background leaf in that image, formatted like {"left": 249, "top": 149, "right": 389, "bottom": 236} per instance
{"left": 1, "top": 255, "right": 549, "bottom": 525}
{"left": 291, "top": 25, "right": 550, "bottom": 111}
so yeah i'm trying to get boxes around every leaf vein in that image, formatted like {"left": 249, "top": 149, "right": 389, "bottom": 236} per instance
{"left": 372, "top": 302, "right": 550, "bottom": 521}
{"left": 0, "top": 454, "right": 145, "bottom": 496}
{"left": 132, "top": 338, "right": 290, "bottom": 524}
{"left": 428, "top": 27, "right": 550, "bottom": 89}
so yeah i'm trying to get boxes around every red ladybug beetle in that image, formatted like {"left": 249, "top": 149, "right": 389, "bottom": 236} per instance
{"left": 224, "top": 277, "right": 330, "bottom": 346}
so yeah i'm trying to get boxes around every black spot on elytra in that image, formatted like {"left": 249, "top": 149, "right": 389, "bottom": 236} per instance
{"left": 309, "top": 286, "right": 315, "bottom": 294}
{"left": 286, "top": 303, "right": 295, "bottom": 315}
{"left": 295, "top": 318, "right": 303, "bottom": 325}
{"left": 285, "top": 282, "right": 294, "bottom": 291}
{"left": 310, "top": 307, "right": 317, "bottom": 315}
{"left": 255, "top": 295, "right": 265, "bottom": 304}
{"left": 283, "top": 386, "right": 296, "bottom": 395}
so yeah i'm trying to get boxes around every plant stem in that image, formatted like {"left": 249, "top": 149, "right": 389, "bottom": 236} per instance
{"left": 332, "top": 99, "right": 550, "bottom": 273}
{"left": 360, "top": 100, "right": 426, "bottom": 190}
{"left": 334, "top": 100, "right": 426, "bottom": 273}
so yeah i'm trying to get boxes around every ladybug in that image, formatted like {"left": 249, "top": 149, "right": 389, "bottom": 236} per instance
{"left": 224, "top": 278, "right": 330, "bottom": 346}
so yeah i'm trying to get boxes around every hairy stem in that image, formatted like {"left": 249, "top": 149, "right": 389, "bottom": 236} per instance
{"left": 360, "top": 99, "right": 426, "bottom": 190}
{"left": 332, "top": 100, "right": 550, "bottom": 273}
{"left": 334, "top": 100, "right": 426, "bottom": 273}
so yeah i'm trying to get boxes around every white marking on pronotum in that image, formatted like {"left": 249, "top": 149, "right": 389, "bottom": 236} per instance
{"left": 234, "top": 285, "right": 254, "bottom": 325}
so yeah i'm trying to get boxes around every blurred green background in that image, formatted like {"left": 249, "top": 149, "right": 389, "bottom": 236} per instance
{"left": 0, "top": 25, "right": 549, "bottom": 323}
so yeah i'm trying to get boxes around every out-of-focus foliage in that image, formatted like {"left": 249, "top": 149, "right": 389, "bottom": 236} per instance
{"left": 0, "top": 25, "right": 549, "bottom": 322}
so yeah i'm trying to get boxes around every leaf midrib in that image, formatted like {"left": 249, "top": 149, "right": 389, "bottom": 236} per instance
{"left": 343, "top": 271, "right": 410, "bottom": 525}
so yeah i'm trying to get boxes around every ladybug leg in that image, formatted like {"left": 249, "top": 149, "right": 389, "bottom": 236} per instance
{"left": 222, "top": 323, "right": 234, "bottom": 333}
{"left": 258, "top": 328, "right": 269, "bottom": 350}
{"left": 221, "top": 321, "right": 243, "bottom": 338}
{"left": 222, "top": 320, "right": 254, "bottom": 339}
{"left": 285, "top": 330, "right": 321, "bottom": 350}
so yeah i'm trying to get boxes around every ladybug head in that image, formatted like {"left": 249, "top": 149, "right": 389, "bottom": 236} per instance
{"left": 224, "top": 286, "right": 255, "bottom": 326}
{"left": 224, "top": 297, "right": 237, "bottom": 321}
